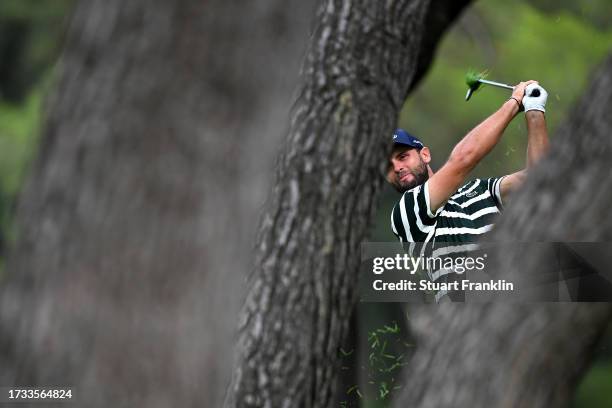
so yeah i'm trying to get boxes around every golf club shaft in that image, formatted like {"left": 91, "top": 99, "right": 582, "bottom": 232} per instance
{"left": 478, "top": 79, "right": 514, "bottom": 90}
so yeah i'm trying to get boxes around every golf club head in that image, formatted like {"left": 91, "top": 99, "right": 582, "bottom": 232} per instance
{"left": 465, "top": 88, "right": 474, "bottom": 101}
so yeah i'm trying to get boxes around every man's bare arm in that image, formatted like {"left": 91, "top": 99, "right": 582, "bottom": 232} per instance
{"left": 500, "top": 86, "right": 549, "bottom": 202}
{"left": 525, "top": 110, "right": 549, "bottom": 168}
{"left": 427, "top": 81, "right": 534, "bottom": 212}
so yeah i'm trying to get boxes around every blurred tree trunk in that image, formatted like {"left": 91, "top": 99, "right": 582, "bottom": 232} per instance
{"left": 226, "top": 0, "right": 471, "bottom": 407}
{"left": 0, "top": 0, "right": 313, "bottom": 406}
{"left": 395, "top": 54, "right": 612, "bottom": 407}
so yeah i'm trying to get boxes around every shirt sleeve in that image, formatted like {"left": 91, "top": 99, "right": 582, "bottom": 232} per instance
{"left": 391, "top": 181, "right": 439, "bottom": 243}
{"left": 486, "top": 177, "right": 506, "bottom": 211}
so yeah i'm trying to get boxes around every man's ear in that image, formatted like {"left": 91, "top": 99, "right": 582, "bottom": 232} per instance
{"left": 385, "top": 163, "right": 394, "bottom": 183}
{"left": 419, "top": 147, "right": 431, "bottom": 164}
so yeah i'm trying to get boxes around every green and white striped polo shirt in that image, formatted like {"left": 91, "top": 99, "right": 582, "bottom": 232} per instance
{"left": 391, "top": 177, "right": 504, "bottom": 246}
{"left": 391, "top": 178, "right": 505, "bottom": 301}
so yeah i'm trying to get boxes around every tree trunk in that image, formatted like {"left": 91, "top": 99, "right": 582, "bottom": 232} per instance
{"left": 394, "top": 54, "right": 612, "bottom": 408}
{"left": 0, "top": 0, "right": 313, "bottom": 406}
{"left": 226, "top": 1, "right": 471, "bottom": 406}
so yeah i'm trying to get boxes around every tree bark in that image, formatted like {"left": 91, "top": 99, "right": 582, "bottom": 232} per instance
{"left": 0, "top": 0, "right": 313, "bottom": 406}
{"left": 226, "top": 1, "right": 471, "bottom": 406}
{"left": 395, "top": 54, "right": 612, "bottom": 408}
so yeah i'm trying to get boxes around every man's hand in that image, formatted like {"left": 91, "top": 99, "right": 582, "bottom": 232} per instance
{"left": 523, "top": 83, "right": 548, "bottom": 112}
{"left": 510, "top": 80, "right": 537, "bottom": 110}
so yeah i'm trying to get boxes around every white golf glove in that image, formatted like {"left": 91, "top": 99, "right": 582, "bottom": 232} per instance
{"left": 523, "top": 83, "right": 548, "bottom": 113}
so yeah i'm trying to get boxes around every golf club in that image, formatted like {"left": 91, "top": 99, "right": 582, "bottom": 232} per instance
{"left": 464, "top": 70, "right": 541, "bottom": 101}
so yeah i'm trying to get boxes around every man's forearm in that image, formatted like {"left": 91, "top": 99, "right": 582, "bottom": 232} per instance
{"left": 449, "top": 99, "right": 519, "bottom": 174}
{"left": 525, "top": 111, "right": 549, "bottom": 168}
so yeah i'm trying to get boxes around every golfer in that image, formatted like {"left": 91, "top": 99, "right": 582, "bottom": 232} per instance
{"left": 388, "top": 81, "right": 549, "bottom": 300}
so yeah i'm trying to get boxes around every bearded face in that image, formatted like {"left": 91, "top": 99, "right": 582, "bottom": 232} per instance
{"left": 387, "top": 146, "right": 430, "bottom": 193}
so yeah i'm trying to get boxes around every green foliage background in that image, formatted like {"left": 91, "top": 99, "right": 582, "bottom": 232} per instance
{"left": 0, "top": 0, "right": 610, "bottom": 406}
{"left": 400, "top": 1, "right": 611, "bottom": 177}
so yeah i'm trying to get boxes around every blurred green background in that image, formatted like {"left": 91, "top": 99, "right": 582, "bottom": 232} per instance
{"left": 0, "top": 0, "right": 610, "bottom": 406}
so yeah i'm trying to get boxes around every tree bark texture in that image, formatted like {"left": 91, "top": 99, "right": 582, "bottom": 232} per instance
{"left": 0, "top": 0, "right": 313, "bottom": 406}
{"left": 395, "top": 54, "right": 612, "bottom": 408}
{"left": 226, "top": 1, "right": 471, "bottom": 406}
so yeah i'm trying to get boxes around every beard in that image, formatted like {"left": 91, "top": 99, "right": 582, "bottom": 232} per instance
{"left": 393, "top": 160, "right": 429, "bottom": 193}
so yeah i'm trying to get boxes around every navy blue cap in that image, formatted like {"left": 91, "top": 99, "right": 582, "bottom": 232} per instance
{"left": 392, "top": 129, "right": 424, "bottom": 149}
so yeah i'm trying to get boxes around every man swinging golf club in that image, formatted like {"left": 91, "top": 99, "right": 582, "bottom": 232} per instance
{"left": 388, "top": 81, "right": 549, "bottom": 301}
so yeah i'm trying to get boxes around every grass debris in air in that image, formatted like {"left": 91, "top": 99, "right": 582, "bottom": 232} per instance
{"left": 465, "top": 69, "right": 489, "bottom": 91}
